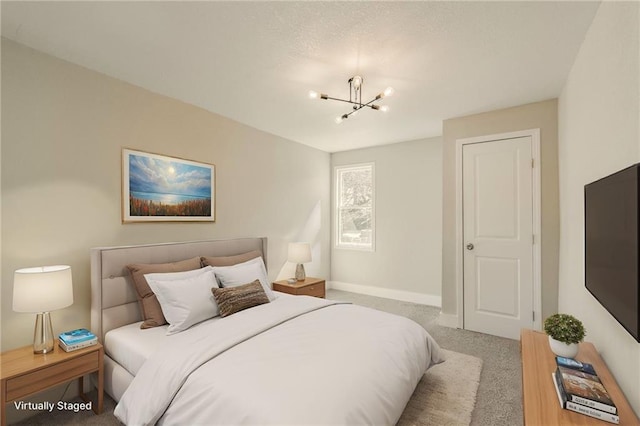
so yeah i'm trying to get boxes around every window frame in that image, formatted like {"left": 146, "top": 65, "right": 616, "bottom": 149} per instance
{"left": 334, "top": 162, "right": 375, "bottom": 251}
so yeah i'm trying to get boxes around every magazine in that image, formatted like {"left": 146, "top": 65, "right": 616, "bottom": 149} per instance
{"left": 59, "top": 328, "right": 96, "bottom": 344}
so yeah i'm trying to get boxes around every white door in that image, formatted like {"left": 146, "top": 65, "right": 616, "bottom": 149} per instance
{"left": 462, "top": 136, "right": 534, "bottom": 339}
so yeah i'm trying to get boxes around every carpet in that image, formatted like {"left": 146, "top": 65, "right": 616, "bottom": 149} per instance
{"left": 397, "top": 349, "right": 483, "bottom": 426}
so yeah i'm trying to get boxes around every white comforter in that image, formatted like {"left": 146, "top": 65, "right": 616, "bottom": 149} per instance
{"left": 114, "top": 295, "right": 442, "bottom": 426}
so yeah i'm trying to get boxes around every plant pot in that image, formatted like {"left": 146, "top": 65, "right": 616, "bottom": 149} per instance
{"left": 548, "top": 335, "right": 579, "bottom": 358}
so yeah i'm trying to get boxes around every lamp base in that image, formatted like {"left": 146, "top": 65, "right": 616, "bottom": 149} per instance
{"left": 33, "top": 312, "right": 55, "bottom": 354}
{"left": 295, "top": 264, "right": 306, "bottom": 281}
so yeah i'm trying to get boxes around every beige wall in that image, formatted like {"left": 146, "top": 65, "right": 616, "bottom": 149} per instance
{"left": 558, "top": 1, "right": 639, "bottom": 415}
{"left": 1, "top": 39, "right": 331, "bottom": 353}
{"left": 441, "top": 99, "right": 559, "bottom": 323}
{"left": 330, "top": 137, "right": 442, "bottom": 305}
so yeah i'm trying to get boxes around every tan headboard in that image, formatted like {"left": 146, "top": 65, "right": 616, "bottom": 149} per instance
{"left": 90, "top": 237, "right": 267, "bottom": 342}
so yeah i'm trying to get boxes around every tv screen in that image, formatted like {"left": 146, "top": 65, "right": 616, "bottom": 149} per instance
{"left": 585, "top": 164, "right": 640, "bottom": 342}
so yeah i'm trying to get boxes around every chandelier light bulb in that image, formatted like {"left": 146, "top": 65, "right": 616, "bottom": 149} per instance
{"left": 352, "top": 75, "right": 363, "bottom": 89}
{"left": 383, "top": 87, "right": 395, "bottom": 97}
{"left": 380, "top": 105, "right": 389, "bottom": 112}
{"left": 335, "top": 116, "right": 344, "bottom": 124}
{"left": 308, "top": 90, "right": 319, "bottom": 99}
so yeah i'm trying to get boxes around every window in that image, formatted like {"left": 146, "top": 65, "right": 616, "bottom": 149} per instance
{"left": 335, "top": 163, "right": 375, "bottom": 250}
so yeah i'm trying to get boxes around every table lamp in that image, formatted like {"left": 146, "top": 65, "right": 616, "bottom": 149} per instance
{"left": 288, "top": 242, "right": 311, "bottom": 281}
{"left": 13, "top": 265, "right": 73, "bottom": 354}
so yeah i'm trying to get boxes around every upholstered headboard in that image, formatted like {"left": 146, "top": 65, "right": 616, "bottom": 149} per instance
{"left": 90, "top": 237, "right": 267, "bottom": 343}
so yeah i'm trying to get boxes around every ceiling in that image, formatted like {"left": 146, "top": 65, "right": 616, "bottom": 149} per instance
{"left": 1, "top": 1, "right": 600, "bottom": 153}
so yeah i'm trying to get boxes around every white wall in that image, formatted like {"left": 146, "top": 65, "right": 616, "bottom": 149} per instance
{"left": 558, "top": 1, "right": 639, "bottom": 416}
{"left": 330, "top": 137, "right": 442, "bottom": 306}
{"left": 1, "top": 39, "right": 331, "bottom": 353}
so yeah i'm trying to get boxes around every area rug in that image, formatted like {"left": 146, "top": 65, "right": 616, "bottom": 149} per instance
{"left": 397, "top": 349, "right": 483, "bottom": 426}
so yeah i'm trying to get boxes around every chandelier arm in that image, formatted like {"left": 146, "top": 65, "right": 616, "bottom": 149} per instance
{"left": 323, "top": 96, "right": 381, "bottom": 108}
{"left": 343, "top": 109, "right": 358, "bottom": 119}
{"left": 360, "top": 97, "right": 383, "bottom": 109}
{"left": 323, "top": 96, "right": 363, "bottom": 106}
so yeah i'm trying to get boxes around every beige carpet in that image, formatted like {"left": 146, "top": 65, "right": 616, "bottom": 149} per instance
{"left": 398, "top": 349, "right": 483, "bottom": 426}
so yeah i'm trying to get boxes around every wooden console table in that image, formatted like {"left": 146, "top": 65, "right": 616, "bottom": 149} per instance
{"left": 521, "top": 329, "right": 638, "bottom": 425}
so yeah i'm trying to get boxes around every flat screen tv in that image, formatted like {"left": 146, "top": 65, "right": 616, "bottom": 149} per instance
{"left": 585, "top": 163, "right": 640, "bottom": 342}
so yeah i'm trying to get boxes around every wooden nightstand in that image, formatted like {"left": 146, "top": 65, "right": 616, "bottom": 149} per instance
{"left": 273, "top": 277, "right": 326, "bottom": 298}
{"left": 0, "top": 342, "right": 104, "bottom": 426}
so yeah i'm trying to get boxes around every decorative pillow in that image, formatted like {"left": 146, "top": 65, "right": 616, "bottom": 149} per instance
{"left": 211, "top": 257, "right": 276, "bottom": 301}
{"left": 145, "top": 267, "right": 220, "bottom": 335}
{"left": 211, "top": 280, "right": 270, "bottom": 317}
{"left": 126, "top": 257, "right": 202, "bottom": 329}
{"left": 200, "top": 250, "right": 262, "bottom": 267}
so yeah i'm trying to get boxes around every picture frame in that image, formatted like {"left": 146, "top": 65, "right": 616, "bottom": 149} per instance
{"left": 122, "top": 148, "right": 215, "bottom": 223}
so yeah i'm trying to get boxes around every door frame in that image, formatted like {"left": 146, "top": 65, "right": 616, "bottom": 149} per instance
{"left": 454, "top": 128, "right": 542, "bottom": 332}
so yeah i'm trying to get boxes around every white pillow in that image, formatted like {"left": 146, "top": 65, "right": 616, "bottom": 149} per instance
{"left": 212, "top": 257, "right": 276, "bottom": 301}
{"left": 145, "top": 267, "right": 220, "bottom": 335}
{"left": 144, "top": 265, "right": 213, "bottom": 282}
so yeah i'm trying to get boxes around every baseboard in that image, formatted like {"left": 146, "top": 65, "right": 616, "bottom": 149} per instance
{"left": 328, "top": 281, "right": 441, "bottom": 307}
{"left": 438, "top": 312, "right": 460, "bottom": 329}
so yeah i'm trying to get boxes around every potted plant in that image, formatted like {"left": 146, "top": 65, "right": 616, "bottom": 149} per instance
{"left": 543, "top": 313, "right": 585, "bottom": 358}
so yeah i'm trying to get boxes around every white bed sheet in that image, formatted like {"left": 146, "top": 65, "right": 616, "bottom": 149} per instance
{"left": 104, "top": 321, "right": 169, "bottom": 376}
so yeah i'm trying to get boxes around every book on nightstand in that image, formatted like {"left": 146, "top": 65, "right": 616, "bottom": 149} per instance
{"left": 58, "top": 337, "right": 97, "bottom": 352}
{"left": 556, "top": 365, "right": 617, "bottom": 414}
{"left": 58, "top": 328, "right": 97, "bottom": 352}
{"left": 552, "top": 370, "right": 620, "bottom": 424}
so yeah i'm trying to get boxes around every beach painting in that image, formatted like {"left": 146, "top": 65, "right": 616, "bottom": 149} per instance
{"left": 122, "top": 148, "right": 215, "bottom": 222}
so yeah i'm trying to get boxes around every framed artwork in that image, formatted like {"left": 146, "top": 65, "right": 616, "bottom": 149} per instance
{"left": 122, "top": 148, "right": 215, "bottom": 223}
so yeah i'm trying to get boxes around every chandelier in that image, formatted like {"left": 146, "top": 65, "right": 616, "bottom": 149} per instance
{"left": 309, "top": 75, "right": 394, "bottom": 124}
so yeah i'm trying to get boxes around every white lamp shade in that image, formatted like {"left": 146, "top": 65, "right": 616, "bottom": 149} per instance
{"left": 13, "top": 265, "right": 73, "bottom": 312}
{"left": 288, "top": 243, "right": 312, "bottom": 264}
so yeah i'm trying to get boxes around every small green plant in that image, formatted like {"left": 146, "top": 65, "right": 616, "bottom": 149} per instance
{"left": 544, "top": 314, "right": 585, "bottom": 344}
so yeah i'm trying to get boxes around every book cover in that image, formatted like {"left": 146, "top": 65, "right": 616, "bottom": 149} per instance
{"left": 558, "top": 366, "right": 617, "bottom": 414}
{"left": 552, "top": 371, "right": 620, "bottom": 424}
{"left": 555, "top": 356, "right": 597, "bottom": 375}
{"left": 59, "top": 328, "right": 96, "bottom": 344}
{"left": 58, "top": 337, "right": 97, "bottom": 352}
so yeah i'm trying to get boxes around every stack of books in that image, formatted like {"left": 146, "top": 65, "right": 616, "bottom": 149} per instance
{"left": 58, "top": 328, "right": 97, "bottom": 352}
{"left": 552, "top": 356, "right": 619, "bottom": 424}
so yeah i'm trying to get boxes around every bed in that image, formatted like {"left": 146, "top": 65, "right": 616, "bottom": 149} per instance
{"left": 90, "top": 237, "right": 443, "bottom": 425}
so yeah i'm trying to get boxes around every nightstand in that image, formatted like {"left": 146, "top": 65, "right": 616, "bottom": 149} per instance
{"left": 273, "top": 277, "right": 326, "bottom": 298}
{"left": 0, "top": 343, "right": 104, "bottom": 426}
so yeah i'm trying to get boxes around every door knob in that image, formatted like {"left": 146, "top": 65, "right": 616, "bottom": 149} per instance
{"left": 466, "top": 243, "right": 474, "bottom": 250}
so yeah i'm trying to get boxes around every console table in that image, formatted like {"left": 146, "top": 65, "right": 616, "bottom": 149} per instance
{"left": 521, "top": 329, "right": 638, "bottom": 425}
